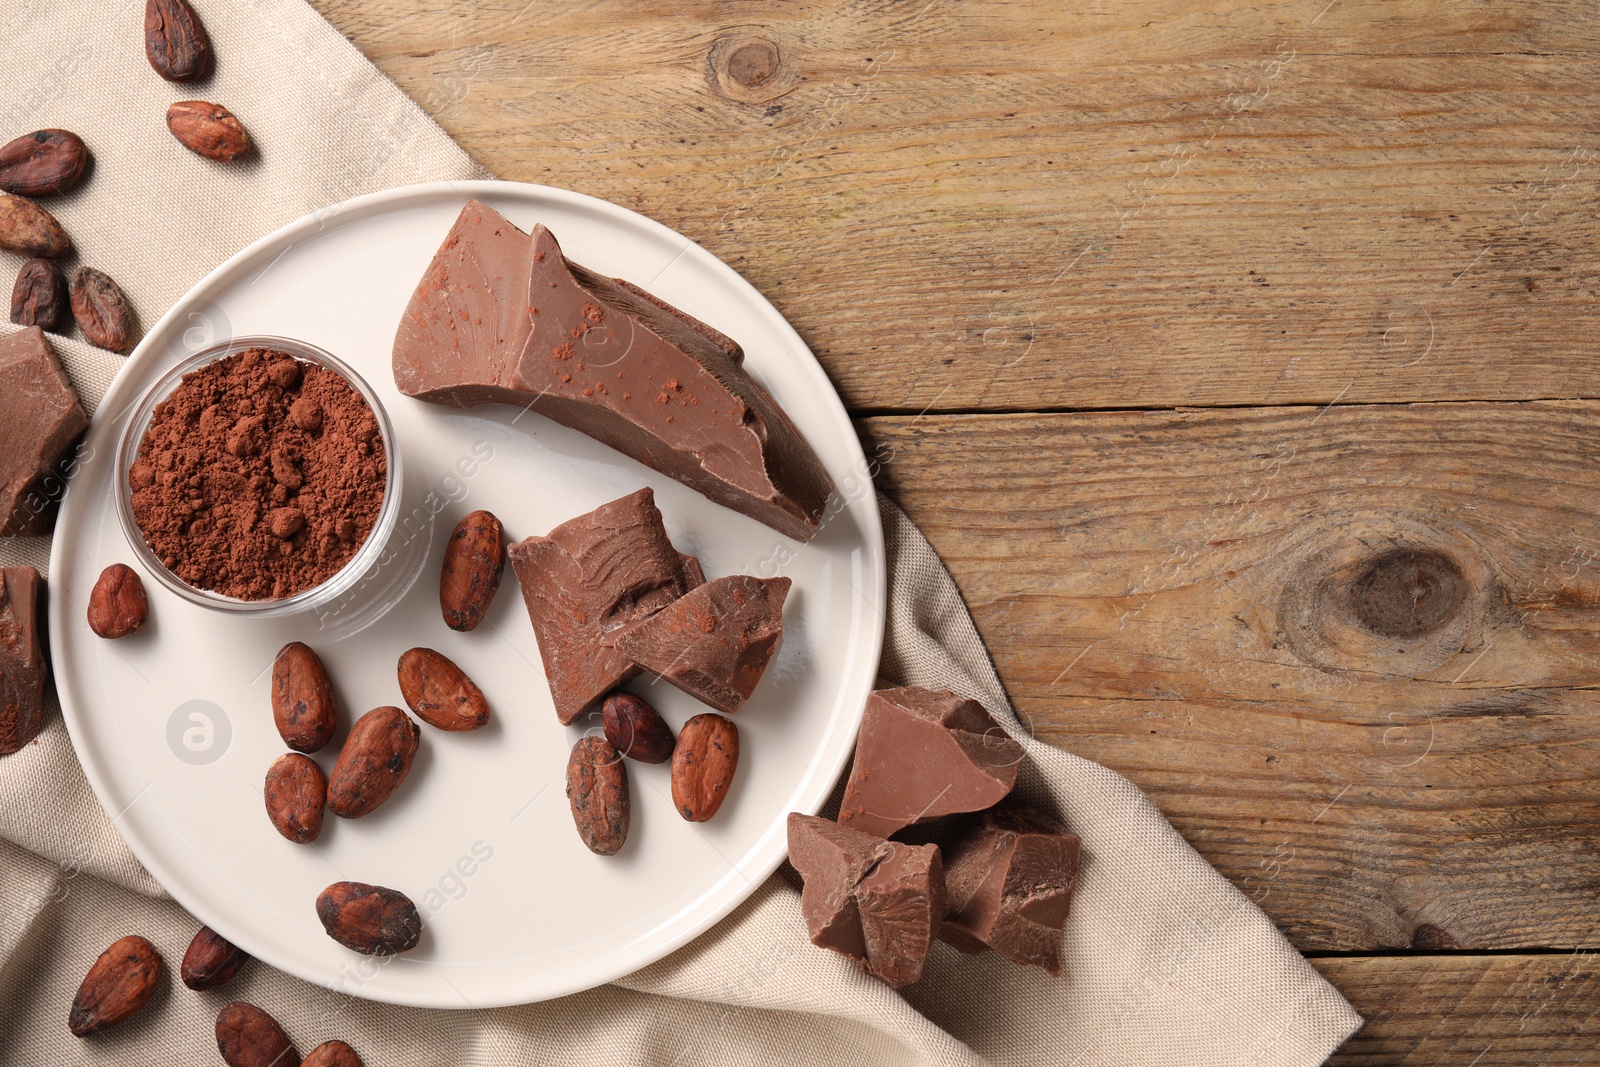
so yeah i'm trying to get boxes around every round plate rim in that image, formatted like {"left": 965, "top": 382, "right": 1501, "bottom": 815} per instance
{"left": 48, "top": 178, "right": 886, "bottom": 1007}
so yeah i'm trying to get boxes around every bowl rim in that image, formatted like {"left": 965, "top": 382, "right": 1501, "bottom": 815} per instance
{"left": 113, "top": 334, "right": 403, "bottom": 616}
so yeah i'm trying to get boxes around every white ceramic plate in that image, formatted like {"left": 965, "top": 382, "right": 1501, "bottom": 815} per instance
{"left": 49, "top": 181, "right": 884, "bottom": 1008}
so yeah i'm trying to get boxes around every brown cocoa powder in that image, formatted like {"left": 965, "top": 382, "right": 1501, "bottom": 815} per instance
{"left": 129, "top": 347, "right": 386, "bottom": 600}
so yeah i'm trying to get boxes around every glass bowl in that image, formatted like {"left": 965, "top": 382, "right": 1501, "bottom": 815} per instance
{"left": 114, "top": 335, "right": 402, "bottom": 618}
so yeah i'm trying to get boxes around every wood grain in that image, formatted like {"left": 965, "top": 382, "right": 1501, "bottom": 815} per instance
{"left": 305, "top": 0, "right": 1600, "bottom": 1054}
{"left": 1317, "top": 953, "right": 1600, "bottom": 1065}
{"left": 862, "top": 401, "right": 1600, "bottom": 952}
{"left": 310, "top": 0, "right": 1600, "bottom": 414}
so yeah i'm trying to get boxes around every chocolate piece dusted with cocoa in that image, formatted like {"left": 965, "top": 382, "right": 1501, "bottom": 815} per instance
{"left": 838, "top": 687, "right": 1024, "bottom": 839}
{"left": 787, "top": 814, "right": 945, "bottom": 988}
{"left": 507, "top": 488, "right": 696, "bottom": 724}
{"left": 128, "top": 347, "right": 385, "bottom": 601}
{"left": 0, "top": 326, "right": 88, "bottom": 535}
{"left": 0, "top": 567, "right": 48, "bottom": 755}
{"left": 941, "top": 806, "right": 1081, "bottom": 975}
{"left": 392, "top": 200, "right": 835, "bottom": 542}
{"left": 612, "top": 575, "right": 789, "bottom": 714}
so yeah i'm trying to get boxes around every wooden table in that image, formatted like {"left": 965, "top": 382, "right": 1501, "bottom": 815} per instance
{"left": 312, "top": 0, "right": 1600, "bottom": 1059}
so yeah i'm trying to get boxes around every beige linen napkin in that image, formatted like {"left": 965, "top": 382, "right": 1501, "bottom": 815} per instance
{"left": 0, "top": 0, "right": 1362, "bottom": 1062}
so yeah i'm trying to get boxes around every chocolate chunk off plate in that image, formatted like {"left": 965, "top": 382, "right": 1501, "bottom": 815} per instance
{"left": 46, "top": 182, "right": 885, "bottom": 1008}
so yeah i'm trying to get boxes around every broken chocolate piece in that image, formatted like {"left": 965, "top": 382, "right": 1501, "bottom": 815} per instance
{"left": 0, "top": 566, "right": 48, "bottom": 755}
{"left": 678, "top": 552, "right": 706, "bottom": 591}
{"left": 838, "top": 687, "right": 1024, "bottom": 838}
{"left": 941, "top": 806, "right": 1081, "bottom": 975}
{"left": 788, "top": 813, "right": 945, "bottom": 988}
{"left": 0, "top": 326, "right": 88, "bottom": 535}
{"left": 612, "top": 574, "right": 789, "bottom": 714}
{"left": 391, "top": 200, "right": 836, "bottom": 542}
{"left": 856, "top": 835, "right": 946, "bottom": 988}
{"left": 507, "top": 488, "right": 696, "bottom": 724}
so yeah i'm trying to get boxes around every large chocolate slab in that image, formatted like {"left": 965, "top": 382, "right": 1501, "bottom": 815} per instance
{"left": 787, "top": 813, "right": 944, "bottom": 988}
{"left": 838, "top": 687, "right": 1025, "bottom": 838}
{"left": 941, "top": 806, "right": 1081, "bottom": 975}
{"left": 508, "top": 488, "right": 695, "bottom": 724}
{"left": 0, "top": 326, "right": 89, "bottom": 535}
{"left": 391, "top": 200, "right": 835, "bottom": 542}
{"left": 612, "top": 574, "right": 789, "bottom": 714}
{"left": 0, "top": 566, "right": 48, "bottom": 755}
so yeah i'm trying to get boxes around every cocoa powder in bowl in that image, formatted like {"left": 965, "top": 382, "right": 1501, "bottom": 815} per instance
{"left": 128, "top": 347, "right": 387, "bottom": 600}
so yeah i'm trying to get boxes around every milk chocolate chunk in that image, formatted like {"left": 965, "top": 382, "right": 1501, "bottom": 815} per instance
{"left": 507, "top": 488, "right": 695, "bottom": 724}
{"left": 613, "top": 575, "right": 789, "bottom": 714}
{"left": 392, "top": 200, "right": 835, "bottom": 542}
{"left": 0, "top": 567, "right": 47, "bottom": 755}
{"left": 838, "top": 687, "right": 1024, "bottom": 838}
{"left": 941, "top": 806, "right": 1081, "bottom": 975}
{"left": 787, "top": 813, "right": 945, "bottom": 988}
{"left": 0, "top": 326, "right": 88, "bottom": 535}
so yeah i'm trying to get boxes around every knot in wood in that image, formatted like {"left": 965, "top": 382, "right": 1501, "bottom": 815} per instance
{"left": 1347, "top": 549, "right": 1467, "bottom": 639}
{"left": 707, "top": 33, "right": 795, "bottom": 106}
{"left": 727, "top": 41, "right": 779, "bottom": 89}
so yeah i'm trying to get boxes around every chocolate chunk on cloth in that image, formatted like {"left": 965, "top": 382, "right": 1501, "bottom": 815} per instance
{"left": 508, "top": 488, "right": 697, "bottom": 724}
{"left": 838, "top": 686, "right": 1025, "bottom": 838}
{"left": 0, "top": 326, "right": 89, "bottom": 535}
{"left": 391, "top": 200, "right": 836, "bottom": 542}
{"left": 612, "top": 574, "right": 789, "bottom": 714}
{"left": 0, "top": 566, "right": 48, "bottom": 755}
{"left": 787, "top": 813, "right": 945, "bottom": 989}
{"left": 941, "top": 806, "right": 1082, "bottom": 975}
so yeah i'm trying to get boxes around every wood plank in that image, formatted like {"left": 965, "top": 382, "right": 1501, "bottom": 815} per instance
{"left": 1316, "top": 953, "right": 1600, "bottom": 1065}
{"left": 310, "top": 0, "right": 1600, "bottom": 413}
{"left": 860, "top": 402, "right": 1600, "bottom": 951}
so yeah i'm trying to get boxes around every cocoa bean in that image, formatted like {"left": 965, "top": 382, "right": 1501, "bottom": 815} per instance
{"left": 264, "top": 752, "right": 326, "bottom": 844}
{"left": 145, "top": 0, "right": 213, "bottom": 82}
{"left": 303, "top": 1040, "right": 363, "bottom": 1067}
{"left": 438, "top": 509, "right": 505, "bottom": 631}
{"left": 0, "top": 195, "right": 70, "bottom": 257}
{"left": 0, "top": 129, "right": 88, "bottom": 197}
{"left": 215, "top": 1001, "right": 300, "bottom": 1067}
{"left": 167, "top": 100, "right": 250, "bottom": 162}
{"left": 181, "top": 925, "right": 250, "bottom": 991}
{"left": 10, "top": 258, "right": 67, "bottom": 329}
{"left": 70, "top": 266, "right": 136, "bottom": 353}
{"left": 87, "top": 563, "right": 148, "bottom": 639}
{"left": 315, "top": 881, "right": 422, "bottom": 955}
{"left": 270, "top": 641, "right": 337, "bottom": 752}
{"left": 566, "top": 736, "right": 629, "bottom": 855}
{"left": 396, "top": 647, "right": 490, "bottom": 731}
{"left": 326, "top": 707, "right": 420, "bottom": 818}
{"left": 68, "top": 935, "right": 162, "bottom": 1037}
{"left": 601, "top": 691, "right": 675, "bottom": 764}
{"left": 671, "top": 713, "right": 739, "bottom": 822}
